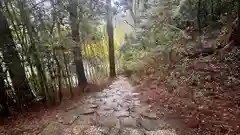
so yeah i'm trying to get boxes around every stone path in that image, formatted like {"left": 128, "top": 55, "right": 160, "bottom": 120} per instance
{"left": 39, "top": 77, "right": 176, "bottom": 135}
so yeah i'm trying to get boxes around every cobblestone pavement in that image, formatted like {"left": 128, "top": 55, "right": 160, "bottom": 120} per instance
{"left": 39, "top": 76, "right": 176, "bottom": 135}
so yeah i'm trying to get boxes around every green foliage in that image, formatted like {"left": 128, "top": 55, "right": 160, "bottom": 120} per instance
{"left": 0, "top": 0, "right": 120, "bottom": 109}
{"left": 173, "top": 0, "right": 238, "bottom": 30}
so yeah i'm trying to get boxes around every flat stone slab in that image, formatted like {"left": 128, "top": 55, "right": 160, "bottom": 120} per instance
{"left": 39, "top": 122, "right": 64, "bottom": 135}
{"left": 132, "top": 93, "right": 140, "bottom": 96}
{"left": 58, "top": 107, "right": 96, "bottom": 125}
{"left": 98, "top": 116, "right": 118, "bottom": 127}
{"left": 85, "top": 98, "right": 96, "bottom": 104}
{"left": 88, "top": 104, "right": 98, "bottom": 108}
{"left": 74, "top": 114, "right": 97, "bottom": 125}
{"left": 130, "top": 111, "right": 141, "bottom": 118}
{"left": 76, "top": 108, "right": 95, "bottom": 115}
{"left": 57, "top": 111, "right": 79, "bottom": 125}
{"left": 138, "top": 118, "right": 170, "bottom": 131}
{"left": 98, "top": 127, "right": 110, "bottom": 134}
{"left": 114, "top": 110, "right": 130, "bottom": 117}
{"left": 94, "top": 92, "right": 107, "bottom": 98}
{"left": 140, "top": 111, "right": 158, "bottom": 119}
{"left": 65, "top": 102, "right": 82, "bottom": 111}
{"left": 120, "top": 117, "right": 137, "bottom": 128}
{"left": 134, "top": 106, "right": 149, "bottom": 113}
{"left": 96, "top": 109, "right": 114, "bottom": 116}
{"left": 145, "top": 130, "right": 176, "bottom": 135}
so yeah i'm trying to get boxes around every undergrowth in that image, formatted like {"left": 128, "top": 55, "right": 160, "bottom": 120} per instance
{"left": 119, "top": 0, "right": 240, "bottom": 133}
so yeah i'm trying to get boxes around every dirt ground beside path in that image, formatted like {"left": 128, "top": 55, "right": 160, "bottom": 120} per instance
{"left": 133, "top": 47, "right": 240, "bottom": 135}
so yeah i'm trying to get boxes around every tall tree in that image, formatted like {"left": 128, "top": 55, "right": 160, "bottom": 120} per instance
{"left": 237, "top": 0, "right": 240, "bottom": 24}
{"left": 106, "top": 0, "right": 116, "bottom": 78}
{"left": 0, "top": 62, "right": 10, "bottom": 116}
{"left": 0, "top": 9, "right": 34, "bottom": 105}
{"left": 197, "top": 0, "right": 202, "bottom": 32}
{"left": 210, "top": 0, "right": 214, "bottom": 20}
{"left": 236, "top": 0, "right": 240, "bottom": 45}
{"left": 68, "top": 0, "right": 87, "bottom": 87}
{"left": 17, "top": 0, "right": 51, "bottom": 102}
{"left": 128, "top": 0, "right": 136, "bottom": 25}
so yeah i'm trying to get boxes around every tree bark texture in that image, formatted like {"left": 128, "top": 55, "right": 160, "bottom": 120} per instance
{"left": 106, "top": 0, "right": 116, "bottom": 78}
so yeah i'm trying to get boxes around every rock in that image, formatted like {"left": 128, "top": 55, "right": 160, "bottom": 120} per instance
{"left": 145, "top": 130, "right": 176, "bottom": 135}
{"left": 120, "top": 128, "right": 144, "bottom": 135}
{"left": 134, "top": 106, "right": 149, "bottom": 113}
{"left": 39, "top": 122, "right": 64, "bottom": 135}
{"left": 88, "top": 104, "right": 98, "bottom": 108}
{"left": 79, "top": 108, "right": 95, "bottom": 115}
{"left": 96, "top": 109, "right": 114, "bottom": 116}
{"left": 74, "top": 114, "right": 97, "bottom": 125}
{"left": 116, "top": 118, "right": 121, "bottom": 128}
{"left": 86, "top": 98, "right": 96, "bottom": 104}
{"left": 120, "top": 103, "right": 131, "bottom": 110}
{"left": 101, "top": 106, "right": 112, "bottom": 110}
{"left": 95, "top": 92, "right": 107, "bottom": 98}
{"left": 130, "top": 111, "right": 141, "bottom": 118}
{"left": 138, "top": 118, "right": 157, "bottom": 131}
{"left": 114, "top": 110, "right": 130, "bottom": 117}
{"left": 140, "top": 111, "right": 157, "bottom": 119}
{"left": 98, "top": 116, "right": 118, "bottom": 127}
{"left": 132, "top": 93, "right": 139, "bottom": 96}
{"left": 138, "top": 118, "right": 169, "bottom": 131}
{"left": 57, "top": 112, "right": 78, "bottom": 125}
{"left": 66, "top": 103, "right": 82, "bottom": 111}
{"left": 99, "top": 127, "right": 110, "bottom": 134}
{"left": 134, "top": 100, "right": 140, "bottom": 106}
{"left": 120, "top": 117, "right": 137, "bottom": 128}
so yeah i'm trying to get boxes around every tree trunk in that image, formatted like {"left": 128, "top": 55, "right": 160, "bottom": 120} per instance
{"left": 238, "top": 0, "right": 240, "bottom": 23}
{"left": 18, "top": 0, "right": 51, "bottom": 103}
{"left": 53, "top": 49, "right": 62, "bottom": 102}
{"left": 0, "top": 63, "right": 10, "bottom": 116}
{"left": 188, "top": 0, "right": 192, "bottom": 16}
{"left": 0, "top": 10, "right": 34, "bottom": 105}
{"left": 128, "top": 0, "right": 136, "bottom": 25}
{"left": 129, "top": 9, "right": 136, "bottom": 25}
{"left": 211, "top": 0, "right": 214, "bottom": 21}
{"left": 62, "top": 50, "right": 73, "bottom": 96}
{"left": 229, "top": 0, "right": 240, "bottom": 45}
{"left": 57, "top": 21, "right": 73, "bottom": 97}
{"left": 68, "top": 0, "right": 87, "bottom": 88}
{"left": 197, "top": 0, "right": 202, "bottom": 32}
{"left": 236, "top": 0, "right": 240, "bottom": 45}
{"left": 106, "top": 0, "right": 116, "bottom": 78}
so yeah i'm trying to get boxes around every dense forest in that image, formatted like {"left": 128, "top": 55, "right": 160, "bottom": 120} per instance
{"left": 0, "top": 0, "right": 240, "bottom": 134}
{"left": 0, "top": 0, "right": 119, "bottom": 116}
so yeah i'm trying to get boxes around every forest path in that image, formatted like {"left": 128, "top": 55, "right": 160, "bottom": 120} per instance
{"left": 38, "top": 76, "right": 176, "bottom": 135}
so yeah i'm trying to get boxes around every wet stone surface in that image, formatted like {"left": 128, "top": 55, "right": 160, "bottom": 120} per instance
{"left": 120, "top": 117, "right": 138, "bottom": 128}
{"left": 39, "top": 76, "right": 177, "bottom": 135}
{"left": 39, "top": 122, "right": 64, "bottom": 135}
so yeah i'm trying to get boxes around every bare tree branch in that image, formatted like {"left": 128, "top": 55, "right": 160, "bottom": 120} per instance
{"left": 124, "top": 20, "right": 135, "bottom": 28}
